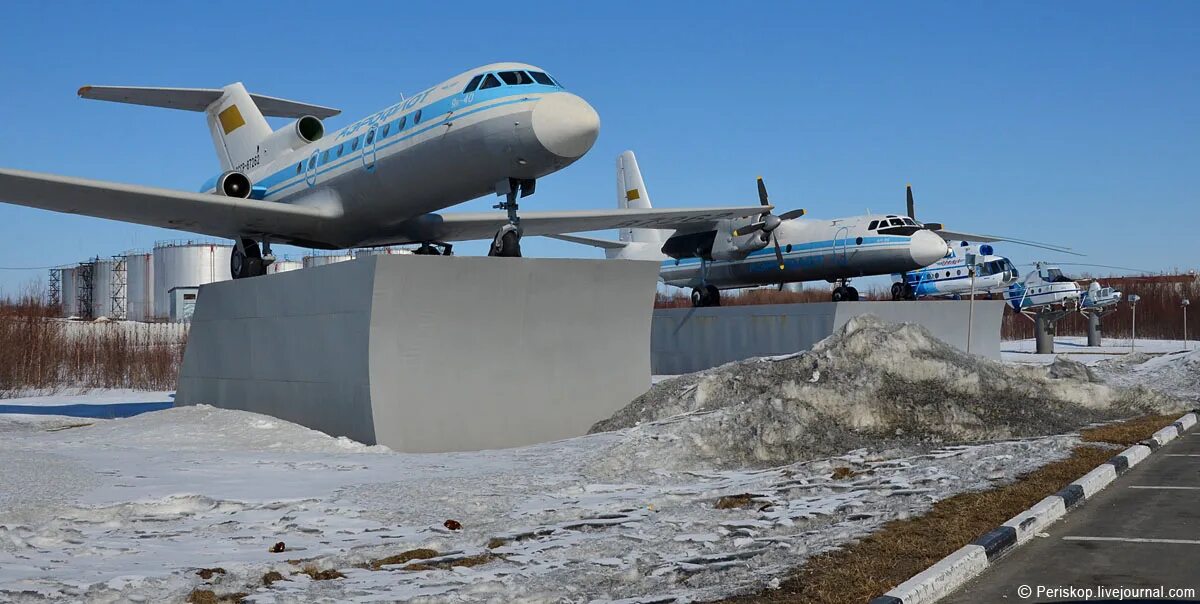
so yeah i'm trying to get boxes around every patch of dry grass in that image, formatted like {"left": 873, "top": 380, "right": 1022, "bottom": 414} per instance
{"left": 1080, "top": 414, "right": 1179, "bottom": 446}
{"left": 366, "top": 548, "right": 439, "bottom": 570}
{"left": 186, "top": 589, "right": 248, "bottom": 604}
{"left": 299, "top": 565, "right": 346, "bottom": 580}
{"left": 715, "top": 494, "right": 764, "bottom": 510}
{"left": 405, "top": 553, "right": 497, "bottom": 571}
{"left": 718, "top": 413, "right": 1183, "bottom": 604}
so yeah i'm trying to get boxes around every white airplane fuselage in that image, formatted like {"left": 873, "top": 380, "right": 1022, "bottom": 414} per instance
{"left": 201, "top": 62, "right": 599, "bottom": 248}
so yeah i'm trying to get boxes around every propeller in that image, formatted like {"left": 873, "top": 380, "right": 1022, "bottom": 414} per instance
{"left": 906, "top": 184, "right": 944, "bottom": 231}
{"left": 729, "top": 177, "right": 809, "bottom": 288}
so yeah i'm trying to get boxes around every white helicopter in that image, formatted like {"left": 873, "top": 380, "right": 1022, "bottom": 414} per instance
{"left": 890, "top": 186, "right": 1078, "bottom": 301}
{"left": 1005, "top": 262, "right": 1083, "bottom": 311}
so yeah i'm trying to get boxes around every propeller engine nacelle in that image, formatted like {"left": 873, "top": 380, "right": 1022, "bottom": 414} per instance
{"left": 711, "top": 219, "right": 771, "bottom": 261}
{"left": 216, "top": 170, "right": 252, "bottom": 198}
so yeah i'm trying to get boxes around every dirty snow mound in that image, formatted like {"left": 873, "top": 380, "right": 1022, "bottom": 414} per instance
{"left": 591, "top": 316, "right": 1180, "bottom": 471}
{"left": 1099, "top": 348, "right": 1200, "bottom": 401}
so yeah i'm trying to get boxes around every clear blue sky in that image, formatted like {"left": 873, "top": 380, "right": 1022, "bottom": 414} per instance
{"left": 1, "top": 1, "right": 1196, "bottom": 295}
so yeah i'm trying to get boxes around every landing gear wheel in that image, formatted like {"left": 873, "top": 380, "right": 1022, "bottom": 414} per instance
{"left": 832, "top": 286, "right": 846, "bottom": 302}
{"left": 691, "top": 289, "right": 704, "bottom": 307}
{"left": 903, "top": 284, "right": 917, "bottom": 301}
{"left": 415, "top": 244, "right": 438, "bottom": 255}
{"left": 846, "top": 287, "right": 860, "bottom": 302}
{"left": 705, "top": 285, "right": 721, "bottom": 307}
{"left": 489, "top": 228, "right": 522, "bottom": 257}
{"left": 891, "top": 283, "right": 904, "bottom": 301}
{"left": 230, "top": 239, "right": 265, "bottom": 279}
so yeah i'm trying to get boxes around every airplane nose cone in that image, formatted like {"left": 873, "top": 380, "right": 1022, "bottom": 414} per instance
{"left": 910, "top": 229, "right": 950, "bottom": 267}
{"left": 531, "top": 93, "right": 600, "bottom": 160}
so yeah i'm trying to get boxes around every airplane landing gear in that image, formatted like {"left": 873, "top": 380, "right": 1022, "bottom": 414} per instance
{"left": 691, "top": 285, "right": 721, "bottom": 307}
{"left": 231, "top": 238, "right": 267, "bottom": 279}
{"left": 489, "top": 177, "right": 535, "bottom": 258}
{"left": 832, "top": 280, "right": 859, "bottom": 302}
{"left": 890, "top": 281, "right": 916, "bottom": 301}
{"left": 415, "top": 242, "right": 453, "bottom": 256}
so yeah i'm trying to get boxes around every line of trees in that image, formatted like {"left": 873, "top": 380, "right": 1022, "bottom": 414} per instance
{"left": 0, "top": 292, "right": 186, "bottom": 396}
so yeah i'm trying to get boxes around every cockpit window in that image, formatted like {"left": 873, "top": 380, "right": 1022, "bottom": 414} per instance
{"left": 463, "top": 75, "right": 483, "bottom": 93}
{"left": 498, "top": 71, "right": 534, "bottom": 85}
{"left": 1043, "top": 268, "right": 1073, "bottom": 283}
{"left": 529, "top": 71, "right": 555, "bottom": 86}
{"left": 888, "top": 218, "right": 904, "bottom": 227}
{"left": 868, "top": 220, "right": 878, "bottom": 230}
{"left": 902, "top": 218, "right": 917, "bottom": 226}
{"left": 479, "top": 73, "right": 501, "bottom": 90}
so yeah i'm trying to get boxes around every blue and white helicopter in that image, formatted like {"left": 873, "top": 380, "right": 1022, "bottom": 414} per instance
{"left": 889, "top": 185, "right": 1077, "bottom": 301}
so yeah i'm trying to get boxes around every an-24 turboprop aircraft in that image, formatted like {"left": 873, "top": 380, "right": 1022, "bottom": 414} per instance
{"left": 551, "top": 151, "right": 955, "bottom": 306}
{"left": 0, "top": 63, "right": 767, "bottom": 279}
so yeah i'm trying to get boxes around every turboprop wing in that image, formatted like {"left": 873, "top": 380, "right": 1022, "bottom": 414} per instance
{"left": 366, "top": 206, "right": 769, "bottom": 247}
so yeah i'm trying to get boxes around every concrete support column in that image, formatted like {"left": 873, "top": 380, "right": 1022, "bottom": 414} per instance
{"left": 1086, "top": 312, "right": 1102, "bottom": 347}
{"left": 1035, "top": 313, "right": 1056, "bottom": 354}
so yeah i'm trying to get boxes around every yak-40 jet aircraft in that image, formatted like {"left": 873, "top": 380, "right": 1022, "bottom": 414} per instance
{"left": 0, "top": 63, "right": 767, "bottom": 279}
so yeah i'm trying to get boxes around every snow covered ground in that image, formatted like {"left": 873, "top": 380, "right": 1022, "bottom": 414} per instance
{"left": 0, "top": 329, "right": 1193, "bottom": 602}
{"left": 1002, "top": 336, "right": 1193, "bottom": 365}
{"left": 0, "top": 407, "right": 1078, "bottom": 603}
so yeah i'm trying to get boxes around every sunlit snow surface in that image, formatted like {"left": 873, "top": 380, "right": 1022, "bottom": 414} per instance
{"left": 0, "top": 406, "right": 1073, "bottom": 603}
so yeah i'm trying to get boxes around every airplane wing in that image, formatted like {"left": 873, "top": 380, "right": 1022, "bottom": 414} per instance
{"left": 935, "top": 229, "right": 1083, "bottom": 256}
{"left": 390, "top": 206, "right": 767, "bottom": 244}
{"left": 544, "top": 234, "right": 629, "bottom": 250}
{"left": 0, "top": 168, "right": 340, "bottom": 244}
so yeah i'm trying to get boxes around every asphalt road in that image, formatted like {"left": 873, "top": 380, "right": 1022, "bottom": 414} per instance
{"left": 942, "top": 430, "right": 1200, "bottom": 603}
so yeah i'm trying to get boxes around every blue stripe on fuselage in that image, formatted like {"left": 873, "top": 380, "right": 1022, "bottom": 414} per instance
{"left": 661, "top": 236, "right": 910, "bottom": 268}
{"left": 201, "top": 82, "right": 562, "bottom": 197}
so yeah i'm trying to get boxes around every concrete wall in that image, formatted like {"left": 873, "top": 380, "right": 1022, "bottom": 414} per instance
{"left": 652, "top": 300, "right": 1006, "bottom": 375}
{"left": 175, "top": 255, "right": 660, "bottom": 452}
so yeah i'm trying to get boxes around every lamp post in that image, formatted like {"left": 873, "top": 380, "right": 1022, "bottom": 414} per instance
{"left": 1127, "top": 294, "right": 1141, "bottom": 352}
{"left": 1183, "top": 298, "right": 1190, "bottom": 351}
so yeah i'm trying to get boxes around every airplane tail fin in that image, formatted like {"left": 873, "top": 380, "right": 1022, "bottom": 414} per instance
{"left": 78, "top": 83, "right": 341, "bottom": 173}
{"left": 616, "top": 150, "right": 665, "bottom": 245}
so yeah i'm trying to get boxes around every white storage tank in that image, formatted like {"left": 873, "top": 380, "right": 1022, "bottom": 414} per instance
{"left": 268, "top": 260, "right": 303, "bottom": 274}
{"left": 60, "top": 266, "right": 79, "bottom": 318}
{"left": 302, "top": 252, "right": 353, "bottom": 268}
{"left": 153, "top": 241, "right": 232, "bottom": 320}
{"left": 90, "top": 258, "right": 124, "bottom": 319}
{"left": 353, "top": 246, "right": 415, "bottom": 257}
{"left": 125, "top": 252, "right": 154, "bottom": 322}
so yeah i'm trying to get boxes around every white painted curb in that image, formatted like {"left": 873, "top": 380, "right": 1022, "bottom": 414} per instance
{"left": 1002, "top": 495, "right": 1066, "bottom": 545}
{"left": 1071, "top": 463, "right": 1118, "bottom": 498}
{"left": 881, "top": 544, "right": 989, "bottom": 604}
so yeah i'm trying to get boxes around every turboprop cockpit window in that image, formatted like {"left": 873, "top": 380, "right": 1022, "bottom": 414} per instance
{"left": 889, "top": 218, "right": 904, "bottom": 226}
{"left": 464, "top": 75, "right": 483, "bottom": 93}
{"left": 902, "top": 218, "right": 917, "bottom": 226}
{"left": 868, "top": 220, "right": 879, "bottom": 230}
{"left": 479, "top": 74, "right": 501, "bottom": 90}
{"left": 529, "top": 71, "right": 555, "bottom": 86}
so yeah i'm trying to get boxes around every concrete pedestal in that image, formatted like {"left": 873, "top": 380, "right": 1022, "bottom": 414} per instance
{"left": 175, "top": 255, "right": 659, "bottom": 452}
{"left": 651, "top": 300, "right": 1006, "bottom": 375}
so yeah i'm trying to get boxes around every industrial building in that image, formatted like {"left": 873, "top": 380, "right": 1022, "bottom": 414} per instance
{"left": 49, "top": 243, "right": 415, "bottom": 322}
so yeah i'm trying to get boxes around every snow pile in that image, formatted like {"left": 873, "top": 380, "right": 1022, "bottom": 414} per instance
{"left": 1099, "top": 348, "right": 1200, "bottom": 401}
{"left": 591, "top": 315, "right": 1181, "bottom": 471}
{"left": 51, "top": 405, "right": 393, "bottom": 454}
